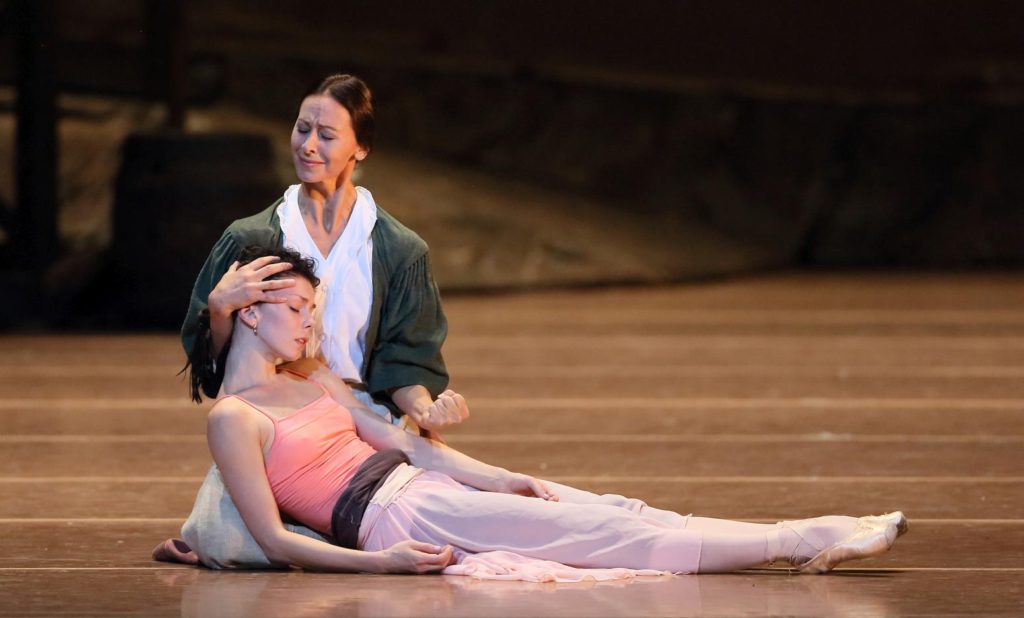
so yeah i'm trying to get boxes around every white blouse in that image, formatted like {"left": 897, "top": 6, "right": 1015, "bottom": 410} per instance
{"left": 277, "top": 184, "right": 376, "bottom": 382}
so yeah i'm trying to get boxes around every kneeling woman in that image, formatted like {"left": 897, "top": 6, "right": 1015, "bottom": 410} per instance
{"left": 202, "top": 246, "right": 907, "bottom": 581}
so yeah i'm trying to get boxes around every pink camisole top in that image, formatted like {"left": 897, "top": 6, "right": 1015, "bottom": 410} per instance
{"left": 227, "top": 385, "right": 378, "bottom": 535}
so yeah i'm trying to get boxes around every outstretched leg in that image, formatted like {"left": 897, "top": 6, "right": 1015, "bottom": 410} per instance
{"left": 362, "top": 472, "right": 905, "bottom": 575}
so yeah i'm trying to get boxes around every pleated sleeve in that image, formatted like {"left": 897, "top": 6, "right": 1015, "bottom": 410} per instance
{"left": 366, "top": 251, "right": 450, "bottom": 405}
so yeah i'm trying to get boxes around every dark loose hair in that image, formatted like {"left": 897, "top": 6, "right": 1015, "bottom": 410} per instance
{"left": 184, "top": 245, "right": 320, "bottom": 403}
{"left": 302, "top": 73, "right": 375, "bottom": 154}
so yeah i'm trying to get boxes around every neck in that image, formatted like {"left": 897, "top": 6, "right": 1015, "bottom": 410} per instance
{"left": 222, "top": 333, "right": 279, "bottom": 396}
{"left": 298, "top": 182, "right": 358, "bottom": 235}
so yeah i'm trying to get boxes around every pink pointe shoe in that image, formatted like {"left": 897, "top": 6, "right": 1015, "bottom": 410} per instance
{"left": 799, "top": 511, "right": 908, "bottom": 574}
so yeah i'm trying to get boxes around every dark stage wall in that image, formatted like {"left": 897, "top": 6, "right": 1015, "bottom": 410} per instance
{"left": 1, "top": 1, "right": 1023, "bottom": 328}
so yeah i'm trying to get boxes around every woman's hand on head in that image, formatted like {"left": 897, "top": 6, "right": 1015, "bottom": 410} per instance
{"left": 377, "top": 540, "right": 454, "bottom": 574}
{"left": 208, "top": 257, "right": 297, "bottom": 316}
{"left": 500, "top": 473, "right": 559, "bottom": 501}
{"left": 410, "top": 389, "right": 469, "bottom": 432}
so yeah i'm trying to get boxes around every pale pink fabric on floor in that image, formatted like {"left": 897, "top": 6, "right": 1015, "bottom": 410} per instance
{"left": 445, "top": 550, "right": 664, "bottom": 583}
{"left": 359, "top": 471, "right": 701, "bottom": 583}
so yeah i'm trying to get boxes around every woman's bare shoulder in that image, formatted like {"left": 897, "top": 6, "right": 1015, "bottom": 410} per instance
{"left": 207, "top": 395, "right": 257, "bottom": 426}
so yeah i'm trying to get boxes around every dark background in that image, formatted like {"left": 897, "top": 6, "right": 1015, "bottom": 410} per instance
{"left": 2, "top": 0, "right": 1023, "bottom": 329}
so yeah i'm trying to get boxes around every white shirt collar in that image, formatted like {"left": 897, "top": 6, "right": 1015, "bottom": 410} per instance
{"left": 277, "top": 185, "right": 378, "bottom": 263}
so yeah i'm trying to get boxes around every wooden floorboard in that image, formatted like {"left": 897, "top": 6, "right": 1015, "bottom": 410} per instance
{"left": 1, "top": 439, "right": 1017, "bottom": 478}
{"left": 8, "top": 333, "right": 1024, "bottom": 366}
{"left": 7, "top": 372, "right": 1024, "bottom": 398}
{"left": 1, "top": 401, "right": 1021, "bottom": 436}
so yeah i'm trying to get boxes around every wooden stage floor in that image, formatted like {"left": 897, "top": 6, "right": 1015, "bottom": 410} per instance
{"left": 2, "top": 272, "right": 1023, "bottom": 617}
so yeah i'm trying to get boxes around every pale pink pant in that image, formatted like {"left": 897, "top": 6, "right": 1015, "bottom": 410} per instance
{"left": 359, "top": 471, "right": 704, "bottom": 582}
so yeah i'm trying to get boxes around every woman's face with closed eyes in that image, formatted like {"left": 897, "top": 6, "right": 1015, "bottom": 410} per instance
{"left": 247, "top": 276, "right": 316, "bottom": 361}
{"left": 290, "top": 95, "right": 367, "bottom": 190}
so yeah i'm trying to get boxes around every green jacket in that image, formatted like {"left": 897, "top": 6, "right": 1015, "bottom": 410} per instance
{"left": 181, "top": 198, "right": 449, "bottom": 412}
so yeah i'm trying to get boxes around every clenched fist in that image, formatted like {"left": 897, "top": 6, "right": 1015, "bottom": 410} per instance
{"left": 409, "top": 389, "right": 470, "bottom": 431}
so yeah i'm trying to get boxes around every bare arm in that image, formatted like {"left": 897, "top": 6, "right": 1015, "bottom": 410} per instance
{"left": 206, "top": 399, "right": 453, "bottom": 572}
{"left": 310, "top": 366, "right": 555, "bottom": 499}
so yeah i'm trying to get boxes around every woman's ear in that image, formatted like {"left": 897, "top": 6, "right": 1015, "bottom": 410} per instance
{"left": 238, "top": 305, "right": 259, "bottom": 331}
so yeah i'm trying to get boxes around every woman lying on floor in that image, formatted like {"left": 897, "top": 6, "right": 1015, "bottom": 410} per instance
{"left": 198, "top": 245, "right": 907, "bottom": 582}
